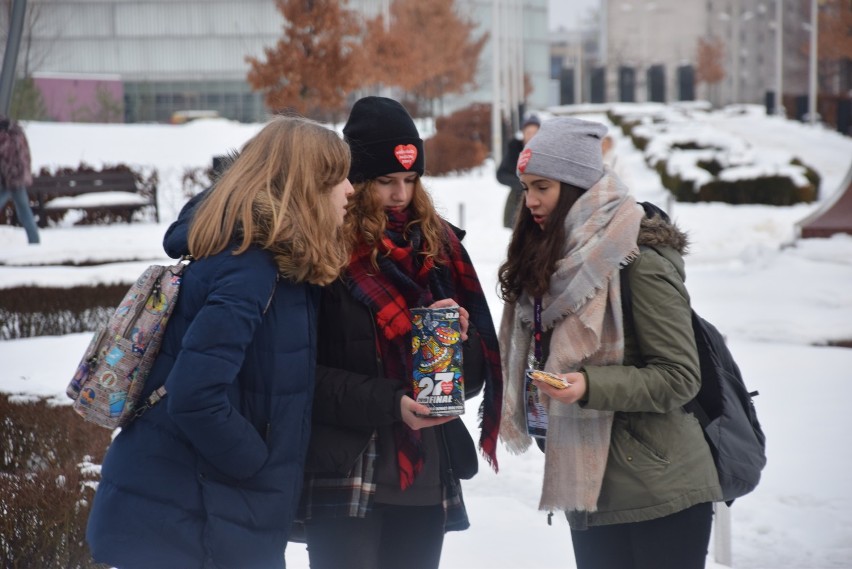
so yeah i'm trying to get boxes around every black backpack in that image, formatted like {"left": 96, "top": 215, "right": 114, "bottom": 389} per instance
{"left": 621, "top": 203, "right": 767, "bottom": 505}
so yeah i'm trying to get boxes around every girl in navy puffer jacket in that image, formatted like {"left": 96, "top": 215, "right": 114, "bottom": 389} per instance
{"left": 86, "top": 116, "right": 354, "bottom": 569}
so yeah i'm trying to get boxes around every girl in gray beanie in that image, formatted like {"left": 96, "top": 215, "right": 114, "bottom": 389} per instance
{"left": 497, "top": 117, "right": 720, "bottom": 569}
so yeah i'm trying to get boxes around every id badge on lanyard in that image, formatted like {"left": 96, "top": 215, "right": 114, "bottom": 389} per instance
{"left": 525, "top": 297, "right": 547, "bottom": 439}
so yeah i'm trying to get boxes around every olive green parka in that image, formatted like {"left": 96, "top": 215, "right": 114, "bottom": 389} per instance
{"left": 570, "top": 214, "right": 723, "bottom": 528}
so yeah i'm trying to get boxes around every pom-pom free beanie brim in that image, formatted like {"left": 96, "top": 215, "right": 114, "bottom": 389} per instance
{"left": 516, "top": 117, "right": 607, "bottom": 190}
{"left": 343, "top": 96, "right": 425, "bottom": 182}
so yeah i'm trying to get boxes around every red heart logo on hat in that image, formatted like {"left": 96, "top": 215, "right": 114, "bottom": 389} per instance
{"left": 517, "top": 148, "right": 532, "bottom": 173}
{"left": 394, "top": 144, "right": 418, "bottom": 170}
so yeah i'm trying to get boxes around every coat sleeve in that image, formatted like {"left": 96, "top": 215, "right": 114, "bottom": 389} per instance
{"left": 165, "top": 251, "right": 277, "bottom": 480}
{"left": 496, "top": 139, "right": 523, "bottom": 190}
{"left": 313, "top": 364, "right": 403, "bottom": 427}
{"left": 582, "top": 248, "right": 701, "bottom": 413}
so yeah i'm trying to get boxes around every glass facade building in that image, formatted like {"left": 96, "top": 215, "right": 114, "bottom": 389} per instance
{"left": 7, "top": 0, "right": 550, "bottom": 123}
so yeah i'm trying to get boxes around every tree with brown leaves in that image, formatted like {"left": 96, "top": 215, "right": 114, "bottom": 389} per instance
{"left": 362, "top": 0, "right": 488, "bottom": 116}
{"left": 696, "top": 35, "right": 726, "bottom": 106}
{"left": 246, "top": 0, "right": 364, "bottom": 120}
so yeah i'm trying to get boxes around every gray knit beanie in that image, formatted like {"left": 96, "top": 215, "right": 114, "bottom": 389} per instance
{"left": 516, "top": 117, "right": 607, "bottom": 190}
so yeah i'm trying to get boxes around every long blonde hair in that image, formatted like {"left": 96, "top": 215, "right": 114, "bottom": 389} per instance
{"left": 188, "top": 116, "right": 350, "bottom": 285}
{"left": 343, "top": 176, "right": 447, "bottom": 267}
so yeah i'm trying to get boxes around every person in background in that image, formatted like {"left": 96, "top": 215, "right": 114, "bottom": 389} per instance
{"left": 0, "top": 115, "right": 40, "bottom": 244}
{"left": 86, "top": 116, "right": 354, "bottom": 569}
{"left": 601, "top": 134, "right": 616, "bottom": 167}
{"left": 496, "top": 113, "right": 540, "bottom": 229}
{"left": 299, "top": 96, "right": 504, "bottom": 569}
{"left": 497, "top": 117, "right": 721, "bottom": 569}
{"left": 601, "top": 132, "right": 627, "bottom": 180}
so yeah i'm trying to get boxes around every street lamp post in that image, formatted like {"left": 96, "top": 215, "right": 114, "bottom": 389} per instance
{"left": 732, "top": 0, "right": 741, "bottom": 104}
{"left": 575, "top": 30, "right": 583, "bottom": 105}
{"left": 491, "top": 0, "right": 503, "bottom": 164}
{"left": 513, "top": 0, "right": 524, "bottom": 125}
{"left": 808, "top": 0, "right": 818, "bottom": 125}
{"left": 774, "top": 0, "right": 784, "bottom": 116}
{"left": 0, "top": 0, "right": 28, "bottom": 116}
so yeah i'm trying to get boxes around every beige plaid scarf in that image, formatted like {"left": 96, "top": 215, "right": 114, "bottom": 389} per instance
{"left": 499, "top": 169, "right": 643, "bottom": 513}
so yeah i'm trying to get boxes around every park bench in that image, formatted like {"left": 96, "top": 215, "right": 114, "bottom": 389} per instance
{"left": 30, "top": 170, "right": 158, "bottom": 228}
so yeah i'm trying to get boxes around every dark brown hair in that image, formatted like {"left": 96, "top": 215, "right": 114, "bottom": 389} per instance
{"left": 498, "top": 182, "right": 584, "bottom": 302}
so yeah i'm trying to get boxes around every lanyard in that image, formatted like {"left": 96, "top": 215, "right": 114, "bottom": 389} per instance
{"left": 533, "top": 296, "right": 543, "bottom": 370}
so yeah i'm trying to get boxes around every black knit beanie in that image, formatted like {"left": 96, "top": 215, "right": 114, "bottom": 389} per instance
{"left": 342, "top": 96, "right": 424, "bottom": 183}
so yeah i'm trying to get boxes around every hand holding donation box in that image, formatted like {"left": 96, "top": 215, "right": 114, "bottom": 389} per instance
{"left": 411, "top": 307, "right": 465, "bottom": 416}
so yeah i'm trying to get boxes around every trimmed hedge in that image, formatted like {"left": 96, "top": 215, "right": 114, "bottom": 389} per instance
{"left": 0, "top": 285, "right": 126, "bottom": 340}
{"left": 0, "top": 393, "right": 111, "bottom": 568}
{"left": 686, "top": 175, "right": 816, "bottom": 205}
{"left": 652, "top": 155, "right": 819, "bottom": 205}
{"left": 608, "top": 106, "right": 821, "bottom": 206}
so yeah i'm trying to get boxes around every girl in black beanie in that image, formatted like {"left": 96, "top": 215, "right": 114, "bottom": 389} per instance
{"left": 298, "top": 97, "right": 503, "bottom": 569}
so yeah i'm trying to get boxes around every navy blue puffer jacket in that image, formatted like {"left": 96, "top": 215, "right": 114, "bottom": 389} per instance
{"left": 86, "top": 217, "right": 319, "bottom": 569}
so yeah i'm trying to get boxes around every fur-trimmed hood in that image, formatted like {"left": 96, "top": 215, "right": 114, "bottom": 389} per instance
{"left": 637, "top": 206, "right": 689, "bottom": 255}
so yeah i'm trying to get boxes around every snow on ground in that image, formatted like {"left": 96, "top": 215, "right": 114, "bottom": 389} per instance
{"left": 2, "top": 105, "right": 852, "bottom": 567}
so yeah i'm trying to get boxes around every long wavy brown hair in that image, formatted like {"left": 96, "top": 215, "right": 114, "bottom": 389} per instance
{"left": 343, "top": 176, "right": 448, "bottom": 268}
{"left": 187, "top": 116, "right": 351, "bottom": 285}
{"left": 498, "top": 182, "right": 584, "bottom": 302}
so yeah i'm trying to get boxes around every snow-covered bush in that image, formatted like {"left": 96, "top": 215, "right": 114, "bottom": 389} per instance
{"left": 609, "top": 105, "right": 819, "bottom": 205}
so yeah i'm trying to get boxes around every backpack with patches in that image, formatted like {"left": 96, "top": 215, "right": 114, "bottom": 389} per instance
{"left": 66, "top": 258, "right": 190, "bottom": 429}
{"left": 622, "top": 202, "right": 767, "bottom": 505}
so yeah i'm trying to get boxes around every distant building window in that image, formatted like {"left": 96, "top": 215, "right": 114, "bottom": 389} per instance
{"left": 551, "top": 56, "right": 564, "bottom": 80}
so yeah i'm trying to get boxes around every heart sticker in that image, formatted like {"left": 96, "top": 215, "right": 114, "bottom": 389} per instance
{"left": 517, "top": 148, "right": 532, "bottom": 173}
{"left": 441, "top": 380, "right": 454, "bottom": 395}
{"left": 394, "top": 144, "right": 418, "bottom": 170}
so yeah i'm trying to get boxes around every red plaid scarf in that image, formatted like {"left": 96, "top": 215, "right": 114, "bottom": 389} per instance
{"left": 347, "top": 210, "right": 502, "bottom": 489}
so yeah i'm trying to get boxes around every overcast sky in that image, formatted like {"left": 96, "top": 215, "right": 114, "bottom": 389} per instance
{"left": 549, "top": 0, "right": 600, "bottom": 31}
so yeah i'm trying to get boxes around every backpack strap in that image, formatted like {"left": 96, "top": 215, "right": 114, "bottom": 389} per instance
{"left": 681, "top": 317, "right": 711, "bottom": 428}
{"left": 133, "top": 385, "right": 168, "bottom": 421}
{"left": 621, "top": 202, "right": 707, "bottom": 424}
{"left": 620, "top": 200, "right": 670, "bottom": 330}
{"left": 132, "top": 268, "right": 278, "bottom": 424}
